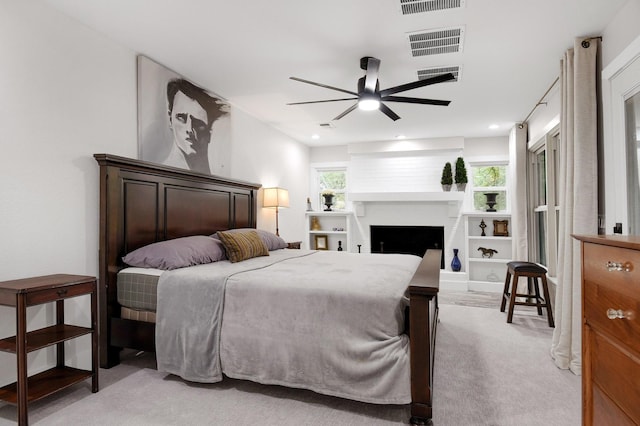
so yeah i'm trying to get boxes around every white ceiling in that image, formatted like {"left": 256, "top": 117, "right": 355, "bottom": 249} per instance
{"left": 43, "top": 0, "right": 627, "bottom": 147}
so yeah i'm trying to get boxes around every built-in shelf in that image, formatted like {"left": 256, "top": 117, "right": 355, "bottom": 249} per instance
{"left": 468, "top": 258, "right": 510, "bottom": 264}
{"left": 305, "top": 211, "right": 352, "bottom": 252}
{"left": 468, "top": 236, "right": 512, "bottom": 242}
{"left": 349, "top": 191, "right": 465, "bottom": 202}
{"left": 463, "top": 212, "right": 513, "bottom": 291}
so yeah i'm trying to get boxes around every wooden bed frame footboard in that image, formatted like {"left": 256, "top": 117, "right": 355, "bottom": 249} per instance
{"left": 95, "top": 154, "right": 440, "bottom": 424}
{"left": 408, "top": 249, "right": 440, "bottom": 425}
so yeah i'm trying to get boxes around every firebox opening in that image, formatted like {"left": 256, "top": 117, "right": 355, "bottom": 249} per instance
{"left": 370, "top": 225, "right": 445, "bottom": 269}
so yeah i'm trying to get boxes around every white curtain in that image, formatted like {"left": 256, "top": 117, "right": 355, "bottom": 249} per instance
{"left": 550, "top": 38, "right": 600, "bottom": 374}
{"left": 509, "top": 123, "right": 528, "bottom": 260}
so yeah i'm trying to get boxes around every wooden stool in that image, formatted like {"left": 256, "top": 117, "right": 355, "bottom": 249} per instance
{"left": 500, "top": 261, "right": 554, "bottom": 327}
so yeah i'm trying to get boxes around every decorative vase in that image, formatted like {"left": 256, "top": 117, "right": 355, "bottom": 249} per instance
{"left": 322, "top": 194, "right": 334, "bottom": 211}
{"left": 442, "top": 184, "right": 452, "bottom": 192}
{"left": 484, "top": 192, "right": 499, "bottom": 212}
{"left": 451, "top": 249, "right": 462, "bottom": 272}
{"left": 456, "top": 183, "right": 467, "bottom": 192}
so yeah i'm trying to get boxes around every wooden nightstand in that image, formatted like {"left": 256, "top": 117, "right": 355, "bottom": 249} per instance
{"left": 287, "top": 241, "right": 302, "bottom": 249}
{"left": 0, "top": 274, "right": 98, "bottom": 425}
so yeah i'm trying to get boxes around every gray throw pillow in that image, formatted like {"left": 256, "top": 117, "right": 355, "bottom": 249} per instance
{"left": 122, "top": 236, "right": 227, "bottom": 270}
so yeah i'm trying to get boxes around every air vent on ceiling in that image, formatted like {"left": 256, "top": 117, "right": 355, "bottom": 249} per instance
{"left": 407, "top": 27, "right": 464, "bottom": 57}
{"left": 399, "top": 0, "right": 465, "bottom": 15}
{"left": 319, "top": 122, "right": 334, "bottom": 128}
{"left": 418, "top": 66, "right": 461, "bottom": 82}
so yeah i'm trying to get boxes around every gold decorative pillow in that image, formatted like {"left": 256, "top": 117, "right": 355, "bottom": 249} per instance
{"left": 217, "top": 230, "right": 269, "bottom": 263}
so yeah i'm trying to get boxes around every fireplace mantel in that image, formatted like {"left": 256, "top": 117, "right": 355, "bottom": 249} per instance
{"left": 349, "top": 191, "right": 465, "bottom": 202}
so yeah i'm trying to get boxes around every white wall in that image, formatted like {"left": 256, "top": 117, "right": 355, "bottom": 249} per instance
{"left": 0, "top": 1, "right": 137, "bottom": 384}
{"left": 602, "top": 0, "right": 640, "bottom": 68}
{"left": 528, "top": 0, "right": 640, "bottom": 143}
{"left": 229, "top": 107, "right": 309, "bottom": 241}
{"left": 0, "top": 1, "right": 308, "bottom": 386}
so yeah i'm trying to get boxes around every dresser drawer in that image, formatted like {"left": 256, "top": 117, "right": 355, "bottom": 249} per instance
{"left": 584, "top": 281, "right": 640, "bottom": 354}
{"left": 590, "top": 332, "right": 640, "bottom": 424}
{"left": 583, "top": 243, "right": 640, "bottom": 296}
{"left": 25, "top": 281, "right": 95, "bottom": 306}
{"left": 593, "top": 384, "right": 636, "bottom": 426}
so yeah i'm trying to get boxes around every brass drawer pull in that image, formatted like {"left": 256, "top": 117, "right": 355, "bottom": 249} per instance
{"left": 607, "top": 308, "right": 633, "bottom": 320}
{"left": 606, "top": 261, "right": 631, "bottom": 272}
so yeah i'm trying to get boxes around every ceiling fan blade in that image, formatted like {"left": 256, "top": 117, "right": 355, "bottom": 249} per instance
{"left": 379, "top": 73, "right": 455, "bottom": 97}
{"left": 382, "top": 95, "right": 450, "bottom": 106}
{"left": 363, "top": 57, "right": 380, "bottom": 93}
{"left": 287, "top": 97, "right": 358, "bottom": 105}
{"left": 333, "top": 103, "right": 358, "bottom": 121}
{"left": 290, "top": 77, "right": 358, "bottom": 96}
{"left": 379, "top": 103, "right": 401, "bottom": 121}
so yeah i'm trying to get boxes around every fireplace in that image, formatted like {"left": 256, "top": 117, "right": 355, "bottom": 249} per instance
{"left": 370, "top": 225, "right": 445, "bottom": 269}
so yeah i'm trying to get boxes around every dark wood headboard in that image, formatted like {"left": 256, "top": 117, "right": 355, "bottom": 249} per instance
{"left": 94, "top": 153, "right": 260, "bottom": 366}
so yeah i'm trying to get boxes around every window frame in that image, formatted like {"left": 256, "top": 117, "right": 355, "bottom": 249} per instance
{"left": 527, "top": 125, "right": 559, "bottom": 277}
{"left": 467, "top": 158, "right": 510, "bottom": 213}
{"left": 310, "top": 162, "right": 349, "bottom": 211}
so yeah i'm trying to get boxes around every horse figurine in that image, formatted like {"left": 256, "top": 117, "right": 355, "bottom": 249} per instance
{"left": 478, "top": 247, "right": 498, "bottom": 258}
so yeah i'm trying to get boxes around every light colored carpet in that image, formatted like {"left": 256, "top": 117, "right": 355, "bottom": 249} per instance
{"left": 0, "top": 297, "right": 579, "bottom": 425}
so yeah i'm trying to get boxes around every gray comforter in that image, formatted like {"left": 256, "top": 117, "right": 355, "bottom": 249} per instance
{"left": 156, "top": 249, "right": 421, "bottom": 404}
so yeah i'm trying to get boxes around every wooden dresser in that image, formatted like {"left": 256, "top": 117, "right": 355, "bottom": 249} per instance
{"left": 575, "top": 235, "right": 640, "bottom": 425}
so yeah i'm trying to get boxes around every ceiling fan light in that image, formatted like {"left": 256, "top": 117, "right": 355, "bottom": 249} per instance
{"left": 358, "top": 98, "right": 380, "bottom": 111}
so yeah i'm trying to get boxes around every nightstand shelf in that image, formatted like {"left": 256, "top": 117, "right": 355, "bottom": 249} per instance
{"left": 0, "top": 366, "right": 92, "bottom": 404}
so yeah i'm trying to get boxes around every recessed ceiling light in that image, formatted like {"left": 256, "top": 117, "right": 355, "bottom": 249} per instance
{"left": 489, "top": 124, "right": 499, "bottom": 130}
{"left": 311, "top": 134, "right": 320, "bottom": 140}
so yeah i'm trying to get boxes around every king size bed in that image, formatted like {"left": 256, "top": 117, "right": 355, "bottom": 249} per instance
{"left": 94, "top": 154, "right": 440, "bottom": 424}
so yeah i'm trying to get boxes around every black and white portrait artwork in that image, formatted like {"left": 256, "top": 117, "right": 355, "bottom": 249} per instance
{"left": 137, "top": 55, "right": 231, "bottom": 175}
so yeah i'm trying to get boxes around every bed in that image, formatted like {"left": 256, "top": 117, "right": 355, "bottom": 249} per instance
{"left": 94, "top": 154, "right": 440, "bottom": 424}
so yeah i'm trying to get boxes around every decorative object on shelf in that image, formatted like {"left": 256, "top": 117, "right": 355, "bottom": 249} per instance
{"left": 479, "top": 219, "right": 487, "bottom": 236}
{"left": 321, "top": 190, "right": 335, "bottom": 211}
{"left": 451, "top": 248, "right": 462, "bottom": 272}
{"left": 306, "top": 197, "right": 313, "bottom": 211}
{"left": 454, "top": 157, "right": 467, "bottom": 191}
{"left": 440, "top": 162, "right": 453, "bottom": 191}
{"left": 332, "top": 227, "right": 345, "bottom": 231}
{"left": 484, "top": 192, "right": 499, "bottom": 211}
{"left": 262, "top": 187, "right": 289, "bottom": 236}
{"left": 287, "top": 241, "right": 301, "bottom": 249}
{"left": 478, "top": 247, "right": 498, "bottom": 258}
{"left": 493, "top": 219, "right": 509, "bottom": 236}
{"left": 337, "top": 241, "right": 343, "bottom": 251}
{"left": 310, "top": 216, "right": 321, "bottom": 230}
{"left": 314, "top": 234, "right": 328, "bottom": 250}
{"left": 357, "top": 244, "right": 362, "bottom": 253}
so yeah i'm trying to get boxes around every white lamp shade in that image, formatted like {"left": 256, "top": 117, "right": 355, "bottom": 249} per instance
{"left": 262, "top": 187, "right": 289, "bottom": 208}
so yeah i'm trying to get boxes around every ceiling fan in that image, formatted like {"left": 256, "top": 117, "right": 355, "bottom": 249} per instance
{"left": 287, "top": 56, "right": 454, "bottom": 122}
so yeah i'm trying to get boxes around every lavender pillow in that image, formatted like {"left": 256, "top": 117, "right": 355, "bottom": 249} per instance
{"left": 122, "top": 236, "right": 227, "bottom": 270}
{"left": 212, "top": 228, "right": 287, "bottom": 251}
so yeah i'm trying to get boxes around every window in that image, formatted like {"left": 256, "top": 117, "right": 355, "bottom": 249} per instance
{"left": 528, "top": 126, "right": 559, "bottom": 276}
{"left": 470, "top": 163, "right": 508, "bottom": 211}
{"left": 315, "top": 167, "right": 347, "bottom": 210}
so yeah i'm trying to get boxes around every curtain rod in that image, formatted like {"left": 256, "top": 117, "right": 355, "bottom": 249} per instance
{"left": 581, "top": 36, "right": 602, "bottom": 48}
{"left": 518, "top": 35, "right": 602, "bottom": 128}
{"left": 519, "top": 76, "right": 560, "bottom": 128}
